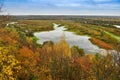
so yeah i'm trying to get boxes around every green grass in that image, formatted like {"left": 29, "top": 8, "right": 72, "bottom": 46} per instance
{"left": 104, "top": 31, "right": 120, "bottom": 42}
{"left": 32, "top": 36, "right": 39, "bottom": 42}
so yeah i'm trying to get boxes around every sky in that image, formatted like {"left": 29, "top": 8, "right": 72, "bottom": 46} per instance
{"left": 1, "top": 0, "right": 120, "bottom": 15}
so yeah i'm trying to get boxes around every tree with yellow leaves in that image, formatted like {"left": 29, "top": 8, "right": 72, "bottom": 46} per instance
{"left": 0, "top": 47, "right": 21, "bottom": 80}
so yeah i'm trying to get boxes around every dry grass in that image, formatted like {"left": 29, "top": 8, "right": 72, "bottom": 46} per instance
{"left": 90, "top": 38, "right": 113, "bottom": 50}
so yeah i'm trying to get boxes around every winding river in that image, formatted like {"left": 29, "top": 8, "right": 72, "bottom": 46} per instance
{"left": 6, "top": 22, "right": 118, "bottom": 55}
{"left": 34, "top": 23, "right": 106, "bottom": 54}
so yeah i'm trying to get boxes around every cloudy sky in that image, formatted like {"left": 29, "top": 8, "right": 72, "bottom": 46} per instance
{"left": 1, "top": 0, "right": 120, "bottom": 15}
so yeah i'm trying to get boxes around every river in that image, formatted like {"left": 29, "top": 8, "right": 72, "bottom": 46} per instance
{"left": 114, "top": 25, "right": 120, "bottom": 28}
{"left": 34, "top": 23, "right": 107, "bottom": 54}
{"left": 6, "top": 22, "right": 118, "bottom": 55}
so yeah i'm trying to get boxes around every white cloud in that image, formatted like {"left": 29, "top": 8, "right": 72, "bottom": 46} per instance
{"left": 4, "top": 0, "right": 120, "bottom": 15}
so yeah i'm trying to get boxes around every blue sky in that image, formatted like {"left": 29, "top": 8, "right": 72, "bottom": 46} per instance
{"left": 1, "top": 0, "right": 120, "bottom": 15}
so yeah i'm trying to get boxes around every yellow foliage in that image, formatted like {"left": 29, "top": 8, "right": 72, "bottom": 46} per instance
{"left": 0, "top": 47, "right": 21, "bottom": 80}
{"left": 86, "top": 54, "right": 95, "bottom": 60}
{"left": 26, "top": 37, "right": 34, "bottom": 44}
{"left": 54, "top": 35, "right": 71, "bottom": 58}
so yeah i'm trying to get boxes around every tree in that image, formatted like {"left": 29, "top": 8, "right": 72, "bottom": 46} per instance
{"left": 0, "top": 47, "right": 21, "bottom": 80}
{"left": 0, "top": 0, "right": 4, "bottom": 25}
{"left": 0, "top": 0, "right": 4, "bottom": 12}
{"left": 92, "top": 54, "right": 115, "bottom": 80}
{"left": 71, "top": 46, "right": 85, "bottom": 57}
{"left": 0, "top": 0, "right": 10, "bottom": 27}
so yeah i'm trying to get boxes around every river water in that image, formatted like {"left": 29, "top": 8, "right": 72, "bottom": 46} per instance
{"left": 114, "top": 25, "right": 120, "bottom": 28}
{"left": 34, "top": 23, "right": 106, "bottom": 54}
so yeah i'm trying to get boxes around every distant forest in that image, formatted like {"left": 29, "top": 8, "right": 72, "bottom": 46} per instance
{"left": 4, "top": 15, "right": 120, "bottom": 20}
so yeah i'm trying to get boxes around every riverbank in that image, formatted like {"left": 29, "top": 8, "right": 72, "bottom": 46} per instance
{"left": 15, "top": 20, "right": 120, "bottom": 51}
{"left": 57, "top": 20, "right": 120, "bottom": 50}
{"left": 89, "top": 38, "right": 113, "bottom": 50}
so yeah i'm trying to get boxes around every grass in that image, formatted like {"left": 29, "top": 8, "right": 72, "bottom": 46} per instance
{"left": 32, "top": 36, "right": 39, "bottom": 42}
{"left": 56, "top": 20, "right": 120, "bottom": 49}
{"left": 104, "top": 31, "right": 120, "bottom": 42}
{"left": 14, "top": 19, "right": 120, "bottom": 50}
{"left": 89, "top": 38, "right": 113, "bottom": 50}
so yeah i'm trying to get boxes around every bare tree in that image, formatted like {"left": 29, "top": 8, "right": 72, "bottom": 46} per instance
{"left": 0, "top": 0, "right": 10, "bottom": 27}
{"left": 0, "top": 1, "right": 3, "bottom": 26}
{"left": 0, "top": 0, "right": 4, "bottom": 12}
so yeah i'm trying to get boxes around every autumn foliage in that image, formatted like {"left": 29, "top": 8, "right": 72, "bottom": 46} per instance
{"left": 0, "top": 21, "right": 120, "bottom": 80}
{"left": 90, "top": 38, "right": 113, "bottom": 49}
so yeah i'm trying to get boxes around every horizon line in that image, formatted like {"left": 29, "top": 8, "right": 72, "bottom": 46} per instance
{"left": 0, "top": 14, "right": 120, "bottom": 17}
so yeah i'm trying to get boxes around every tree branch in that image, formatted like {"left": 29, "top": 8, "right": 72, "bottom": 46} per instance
{"left": 0, "top": 0, "right": 4, "bottom": 12}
